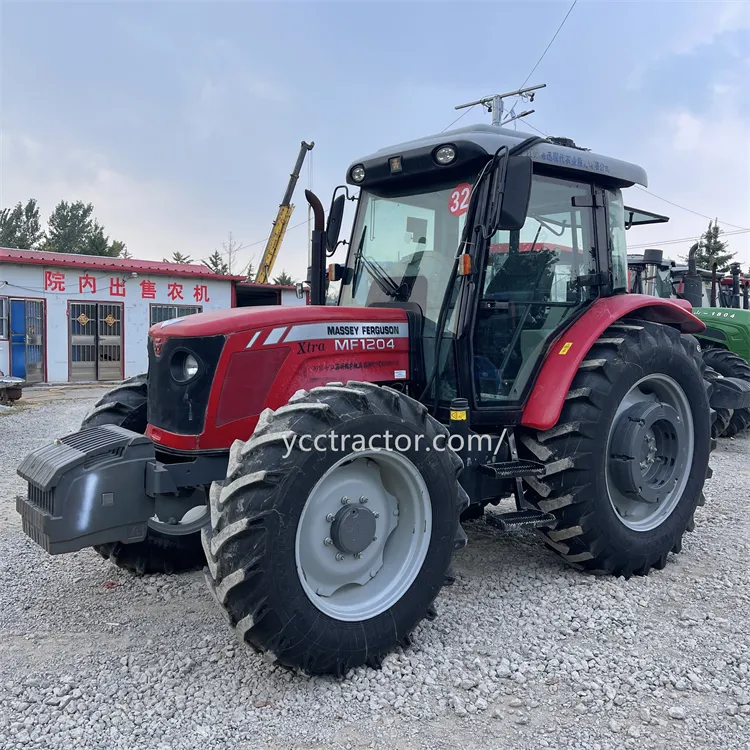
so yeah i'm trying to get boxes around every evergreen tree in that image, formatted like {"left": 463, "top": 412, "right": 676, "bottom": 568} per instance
{"left": 272, "top": 270, "right": 295, "bottom": 286}
{"left": 203, "top": 250, "right": 229, "bottom": 275}
{"left": 685, "top": 220, "right": 735, "bottom": 272}
{"left": 165, "top": 251, "right": 193, "bottom": 264}
{"left": 111, "top": 240, "right": 130, "bottom": 258}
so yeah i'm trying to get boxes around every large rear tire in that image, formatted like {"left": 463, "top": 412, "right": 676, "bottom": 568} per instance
{"left": 702, "top": 348, "right": 750, "bottom": 438}
{"left": 517, "top": 321, "right": 712, "bottom": 577}
{"left": 202, "top": 381, "right": 468, "bottom": 675}
{"left": 81, "top": 375, "right": 207, "bottom": 575}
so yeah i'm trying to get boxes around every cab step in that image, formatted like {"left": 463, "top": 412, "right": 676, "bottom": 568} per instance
{"left": 485, "top": 509, "right": 556, "bottom": 532}
{"left": 479, "top": 459, "right": 546, "bottom": 479}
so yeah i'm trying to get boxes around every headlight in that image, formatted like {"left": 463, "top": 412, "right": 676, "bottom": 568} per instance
{"left": 434, "top": 145, "right": 457, "bottom": 165}
{"left": 350, "top": 165, "right": 366, "bottom": 183}
{"left": 170, "top": 350, "right": 200, "bottom": 383}
{"left": 183, "top": 354, "right": 199, "bottom": 380}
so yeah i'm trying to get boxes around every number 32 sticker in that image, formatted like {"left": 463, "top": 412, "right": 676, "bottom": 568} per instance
{"left": 448, "top": 183, "right": 472, "bottom": 216}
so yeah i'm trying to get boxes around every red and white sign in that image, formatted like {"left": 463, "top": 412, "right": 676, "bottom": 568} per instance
{"left": 448, "top": 183, "right": 472, "bottom": 217}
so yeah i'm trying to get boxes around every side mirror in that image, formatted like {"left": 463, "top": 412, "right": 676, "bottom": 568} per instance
{"left": 295, "top": 282, "right": 306, "bottom": 299}
{"left": 497, "top": 155, "right": 533, "bottom": 231}
{"left": 326, "top": 194, "right": 346, "bottom": 253}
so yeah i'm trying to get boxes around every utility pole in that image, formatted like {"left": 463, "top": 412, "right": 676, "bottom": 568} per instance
{"left": 454, "top": 83, "right": 546, "bottom": 127}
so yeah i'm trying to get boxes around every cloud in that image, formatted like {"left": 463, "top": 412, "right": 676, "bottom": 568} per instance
{"left": 630, "top": 100, "right": 750, "bottom": 264}
{"left": 1, "top": 131, "right": 218, "bottom": 260}
{"left": 668, "top": 112, "right": 704, "bottom": 151}
{"left": 626, "top": 0, "right": 750, "bottom": 90}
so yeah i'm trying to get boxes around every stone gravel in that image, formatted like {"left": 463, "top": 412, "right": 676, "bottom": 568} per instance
{"left": 1, "top": 391, "right": 749, "bottom": 749}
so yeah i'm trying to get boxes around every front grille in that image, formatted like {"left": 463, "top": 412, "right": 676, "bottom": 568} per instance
{"left": 27, "top": 484, "right": 55, "bottom": 515}
{"left": 147, "top": 335, "right": 225, "bottom": 435}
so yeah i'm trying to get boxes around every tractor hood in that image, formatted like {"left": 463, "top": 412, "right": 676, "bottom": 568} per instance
{"left": 148, "top": 304, "right": 409, "bottom": 340}
{"left": 145, "top": 304, "right": 416, "bottom": 452}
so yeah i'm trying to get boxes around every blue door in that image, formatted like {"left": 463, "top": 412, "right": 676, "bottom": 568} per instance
{"left": 10, "top": 300, "right": 26, "bottom": 379}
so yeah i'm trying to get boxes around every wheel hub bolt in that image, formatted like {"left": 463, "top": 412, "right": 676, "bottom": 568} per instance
{"left": 373, "top": 512, "right": 380, "bottom": 519}
{"left": 324, "top": 537, "right": 333, "bottom": 546}
{"left": 354, "top": 552, "right": 362, "bottom": 559}
{"left": 326, "top": 513, "right": 335, "bottom": 522}
{"left": 335, "top": 553, "right": 345, "bottom": 562}
{"left": 359, "top": 496, "right": 368, "bottom": 504}
{"left": 341, "top": 496, "right": 350, "bottom": 505}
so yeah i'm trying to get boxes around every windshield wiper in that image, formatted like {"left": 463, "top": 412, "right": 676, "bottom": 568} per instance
{"left": 352, "top": 224, "right": 404, "bottom": 300}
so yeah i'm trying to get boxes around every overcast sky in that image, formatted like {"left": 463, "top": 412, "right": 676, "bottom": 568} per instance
{"left": 1, "top": 0, "right": 749, "bottom": 279}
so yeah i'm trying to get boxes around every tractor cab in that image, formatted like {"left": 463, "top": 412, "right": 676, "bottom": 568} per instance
{"left": 325, "top": 124, "right": 646, "bottom": 419}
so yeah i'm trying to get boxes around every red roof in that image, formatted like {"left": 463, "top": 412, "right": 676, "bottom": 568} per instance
{"left": 0, "top": 247, "right": 246, "bottom": 281}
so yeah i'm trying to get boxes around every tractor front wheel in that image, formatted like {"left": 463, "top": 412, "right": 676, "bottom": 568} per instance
{"left": 202, "top": 381, "right": 467, "bottom": 675}
{"left": 81, "top": 375, "right": 208, "bottom": 575}
{"left": 518, "top": 321, "right": 712, "bottom": 577}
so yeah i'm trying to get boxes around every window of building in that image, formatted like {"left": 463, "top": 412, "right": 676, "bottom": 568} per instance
{"left": 0, "top": 298, "right": 8, "bottom": 339}
{"left": 150, "top": 304, "right": 202, "bottom": 326}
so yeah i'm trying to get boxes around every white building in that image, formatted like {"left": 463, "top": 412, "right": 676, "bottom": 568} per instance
{"left": 0, "top": 248, "right": 303, "bottom": 383}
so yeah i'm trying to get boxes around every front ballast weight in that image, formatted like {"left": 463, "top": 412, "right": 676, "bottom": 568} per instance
{"left": 16, "top": 425, "right": 156, "bottom": 554}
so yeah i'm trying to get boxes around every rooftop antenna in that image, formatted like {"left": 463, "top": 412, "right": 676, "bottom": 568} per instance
{"left": 454, "top": 83, "right": 546, "bottom": 127}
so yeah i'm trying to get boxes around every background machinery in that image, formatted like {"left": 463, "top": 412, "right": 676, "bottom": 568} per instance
{"left": 254, "top": 140, "right": 314, "bottom": 284}
{"left": 628, "top": 248, "right": 750, "bottom": 437}
{"left": 17, "top": 107, "right": 728, "bottom": 675}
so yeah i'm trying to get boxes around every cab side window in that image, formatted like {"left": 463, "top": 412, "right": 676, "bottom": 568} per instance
{"left": 473, "top": 175, "right": 596, "bottom": 404}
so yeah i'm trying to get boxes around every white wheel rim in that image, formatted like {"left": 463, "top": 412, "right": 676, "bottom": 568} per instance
{"left": 295, "top": 449, "right": 432, "bottom": 621}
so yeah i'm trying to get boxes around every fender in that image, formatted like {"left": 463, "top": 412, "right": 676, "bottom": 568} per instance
{"left": 521, "top": 295, "right": 705, "bottom": 431}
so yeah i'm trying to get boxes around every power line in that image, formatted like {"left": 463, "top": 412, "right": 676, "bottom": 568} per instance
{"left": 519, "top": 0, "right": 578, "bottom": 89}
{"left": 442, "top": 101, "right": 482, "bottom": 133}
{"left": 523, "top": 120, "right": 548, "bottom": 137}
{"left": 633, "top": 186, "right": 749, "bottom": 231}
{"left": 245, "top": 218, "right": 308, "bottom": 249}
{"left": 628, "top": 228, "right": 750, "bottom": 249}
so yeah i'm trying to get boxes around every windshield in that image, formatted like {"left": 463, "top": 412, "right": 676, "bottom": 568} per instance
{"left": 338, "top": 178, "right": 477, "bottom": 325}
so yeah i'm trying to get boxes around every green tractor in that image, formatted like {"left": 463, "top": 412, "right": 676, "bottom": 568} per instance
{"left": 628, "top": 246, "right": 750, "bottom": 437}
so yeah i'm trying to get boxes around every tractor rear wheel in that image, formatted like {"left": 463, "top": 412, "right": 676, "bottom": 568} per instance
{"left": 702, "top": 348, "right": 750, "bottom": 438}
{"left": 202, "top": 381, "right": 467, "bottom": 675}
{"left": 81, "top": 375, "right": 207, "bottom": 575}
{"left": 518, "top": 321, "right": 712, "bottom": 577}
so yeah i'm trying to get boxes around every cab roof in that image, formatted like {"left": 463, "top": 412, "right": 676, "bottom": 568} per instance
{"left": 348, "top": 123, "right": 648, "bottom": 188}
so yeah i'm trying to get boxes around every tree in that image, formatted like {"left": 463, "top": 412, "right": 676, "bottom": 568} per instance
{"left": 203, "top": 250, "right": 229, "bottom": 275}
{"left": 220, "top": 231, "right": 246, "bottom": 274}
{"left": 273, "top": 270, "right": 295, "bottom": 286}
{"left": 111, "top": 240, "right": 130, "bottom": 258}
{"left": 42, "top": 200, "right": 94, "bottom": 254}
{"left": 685, "top": 219, "right": 735, "bottom": 273}
{"left": 165, "top": 251, "right": 193, "bottom": 264}
{"left": 245, "top": 261, "right": 256, "bottom": 281}
{"left": 84, "top": 221, "right": 123, "bottom": 257}
{"left": 0, "top": 198, "right": 44, "bottom": 249}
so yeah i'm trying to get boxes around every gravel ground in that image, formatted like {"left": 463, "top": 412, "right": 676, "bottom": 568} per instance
{"left": 1, "top": 392, "right": 749, "bottom": 750}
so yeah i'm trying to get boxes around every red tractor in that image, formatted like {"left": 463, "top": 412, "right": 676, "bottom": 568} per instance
{"left": 18, "top": 125, "right": 718, "bottom": 675}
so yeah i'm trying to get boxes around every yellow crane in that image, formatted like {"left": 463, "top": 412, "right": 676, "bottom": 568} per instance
{"left": 255, "top": 140, "right": 314, "bottom": 283}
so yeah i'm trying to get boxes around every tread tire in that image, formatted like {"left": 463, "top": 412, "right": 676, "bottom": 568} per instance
{"left": 702, "top": 348, "right": 750, "bottom": 438}
{"left": 517, "top": 321, "right": 713, "bottom": 578}
{"left": 202, "top": 380, "right": 468, "bottom": 676}
{"left": 81, "top": 375, "right": 206, "bottom": 575}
